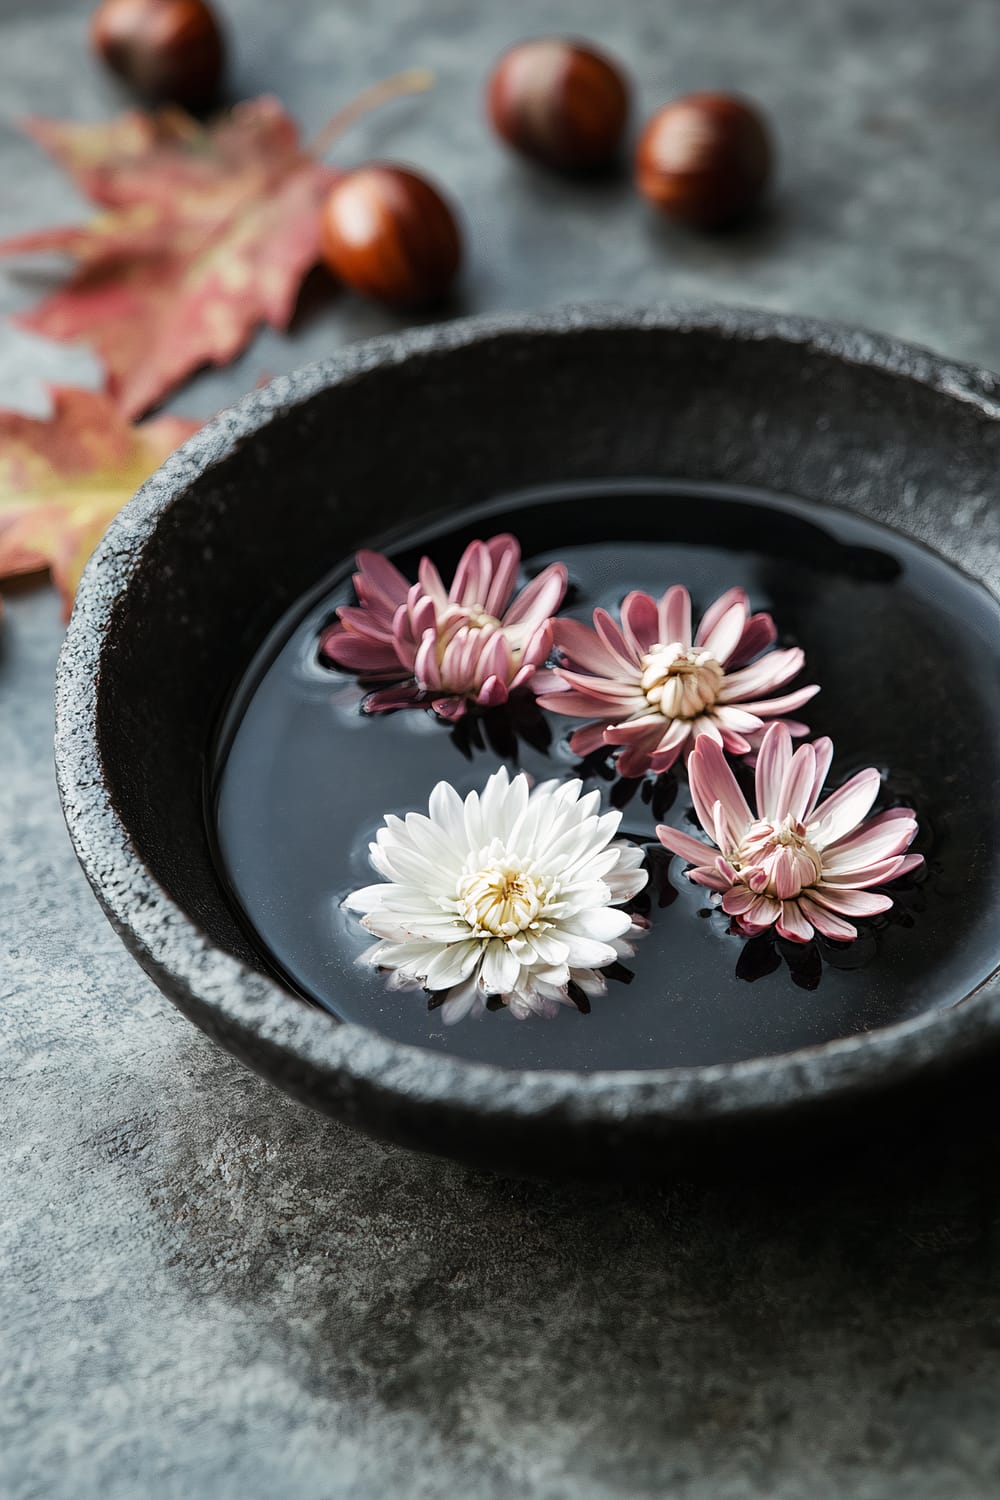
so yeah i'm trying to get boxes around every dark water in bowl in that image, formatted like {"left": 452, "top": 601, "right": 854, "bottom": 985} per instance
{"left": 211, "top": 482, "right": 1000, "bottom": 1072}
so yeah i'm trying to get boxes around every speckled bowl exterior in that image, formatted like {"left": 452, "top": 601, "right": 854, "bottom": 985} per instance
{"left": 55, "top": 306, "right": 1000, "bottom": 1177}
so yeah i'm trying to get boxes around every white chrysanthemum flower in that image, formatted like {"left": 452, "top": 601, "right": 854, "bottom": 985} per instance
{"left": 344, "top": 767, "right": 648, "bottom": 1023}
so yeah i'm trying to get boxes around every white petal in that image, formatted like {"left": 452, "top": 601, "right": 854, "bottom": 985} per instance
{"left": 428, "top": 779, "right": 468, "bottom": 842}
{"left": 605, "top": 870, "right": 648, "bottom": 902}
{"left": 479, "top": 939, "right": 521, "bottom": 994}
{"left": 383, "top": 966, "right": 424, "bottom": 993}
{"left": 401, "top": 810, "right": 466, "bottom": 869}
{"left": 365, "top": 940, "right": 436, "bottom": 979}
{"left": 440, "top": 976, "right": 485, "bottom": 1025}
{"left": 525, "top": 931, "right": 570, "bottom": 965}
{"left": 422, "top": 941, "right": 482, "bottom": 990}
{"left": 371, "top": 838, "right": 442, "bottom": 887}
{"left": 571, "top": 968, "right": 608, "bottom": 997}
{"left": 342, "top": 884, "right": 388, "bottom": 913}
{"left": 362, "top": 912, "right": 464, "bottom": 944}
{"left": 561, "top": 932, "right": 618, "bottom": 968}
{"left": 479, "top": 765, "right": 513, "bottom": 833}
{"left": 560, "top": 908, "right": 633, "bottom": 942}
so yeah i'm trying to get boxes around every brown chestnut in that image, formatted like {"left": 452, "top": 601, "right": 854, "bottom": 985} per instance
{"left": 90, "top": 0, "right": 225, "bottom": 108}
{"left": 636, "top": 92, "right": 773, "bottom": 228}
{"left": 487, "top": 38, "right": 629, "bottom": 171}
{"left": 320, "top": 164, "right": 462, "bottom": 308}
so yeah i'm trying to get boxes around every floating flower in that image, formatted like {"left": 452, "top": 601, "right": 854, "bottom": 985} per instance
{"left": 344, "top": 767, "right": 648, "bottom": 1022}
{"left": 321, "top": 534, "right": 568, "bottom": 720}
{"left": 537, "top": 585, "right": 818, "bottom": 777}
{"left": 656, "top": 723, "right": 922, "bottom": 943}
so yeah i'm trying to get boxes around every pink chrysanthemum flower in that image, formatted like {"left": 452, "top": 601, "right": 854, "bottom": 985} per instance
{"left": 537, "top": 585, "right": 819, "bottom": 777}
{"left": 656, "top": 722, "right": 923, "bottom": 943}
{"left": 321, "top": 534, "right": 567, "bottom": 720}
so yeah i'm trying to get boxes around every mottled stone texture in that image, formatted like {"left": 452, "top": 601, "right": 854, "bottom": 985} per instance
{"left": 3, "top": 1, "right": 1000, "bottom": 1496}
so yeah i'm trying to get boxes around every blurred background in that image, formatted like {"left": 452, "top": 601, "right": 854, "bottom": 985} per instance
{"left": 3, "top": 0, "right": 999, "bottom": 416}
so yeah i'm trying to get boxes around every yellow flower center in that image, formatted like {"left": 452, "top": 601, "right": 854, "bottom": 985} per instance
{"left": 458, "top": 863, "right": 547, "bottom": 938}
{"left": 464, "top": 606, "right": 502, "bottom": 631}
{"left": 434, "top": 604, "right": 505, "bottom": 672}
{"left": 737, "top": 815, "right": 823, "bottom": 898}
{"left": 639, "top": 643, "right": 724, "bottom": 720}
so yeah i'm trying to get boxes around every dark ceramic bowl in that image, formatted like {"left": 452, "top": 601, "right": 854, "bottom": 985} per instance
{"left": 55, "top": 306, "right": 1000, "bottom": 1178}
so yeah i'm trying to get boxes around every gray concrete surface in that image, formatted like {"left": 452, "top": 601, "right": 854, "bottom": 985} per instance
{"left": 3, "top": 1, "right": 1000, "bottom": 1495}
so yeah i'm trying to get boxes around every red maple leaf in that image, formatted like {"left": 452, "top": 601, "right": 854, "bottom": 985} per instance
{"left": 0, "top": 72, "right": 431, "bottom": 419}
{"left": 0, "top": 386, "right": 199, "bottom": 617}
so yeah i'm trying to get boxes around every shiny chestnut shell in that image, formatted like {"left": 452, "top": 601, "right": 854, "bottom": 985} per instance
{"left": 319, "top": 164, "right": 462, "bottom": 308}
{"left": 90, "top": 0, "right": 224, "bottom": 107}
{"left": 487, "top": 38, "right": 630, "bottom": 170}
{"left": 636, "top": 92, "right": 773, "bottom": 228}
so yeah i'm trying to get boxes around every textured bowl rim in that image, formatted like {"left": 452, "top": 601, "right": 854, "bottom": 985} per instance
{"left": 55, "top": 303, "right": 1000, "bottom": 1128}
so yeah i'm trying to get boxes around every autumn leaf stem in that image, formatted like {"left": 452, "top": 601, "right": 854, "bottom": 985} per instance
{"left": 309, "top": 67, "right": 435, "bottom": 160}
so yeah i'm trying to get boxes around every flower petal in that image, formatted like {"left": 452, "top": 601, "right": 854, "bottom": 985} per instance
{"left": 658, "top": 585, "right": 692, "bottom": 649}
{"left": 617, "top": 742, "right": 659, "bottom": 777}
{"left": 777, "top": 742, "right": 817, "bottom": 822}
{"left": 699, "top": 599, "right": 748, "bottom": 666}
{"left": 560, "top": 932, "right": 619, "bottom": 968}
{"left": 502, "top": 562, "right": 568, "bottom": 631}
{"left": 450, "top": 538, "right": 491, "bottom": 608}
{"left": 620, "top": 590, "right": 661, "bottom": 653}
{"left": 737, "top": 684, "right": 820, "bottom": 717}
{"left": 417, "top": 555, "right": 447, "bottom": 606}
{"left": 324, "top": 632, "right": 401, "bottom": 673}
{"left": 694, "top": 587, "right": 746, "bottom": 649}
{"left": 592, "top": 607, "right": 641, "bottom": 671}
{"left": 819, "top": 854, "right": 914, "bottom": 888}
{"left": 688, "top": 735, "right": 752, "bottom": 848}
{"left": 712, "top": 705, "right": 764, "bottom": 734}
{"left": 479, "top": 939, "right": 521, "bottom": 994}
{"left": 820, "top": 818, "right": 919, "bottom": 875}
{"left": 567, "top": 719, "right": 613, "bottom": 755}
{"left": 440, "top": 976, "right": 485, "bottom": 1025}
{"left": 562, "top": 907, "right": 633, "bottom": 942}
{"left": 797, "top": 894, "right": 857, "bottom": 941}
{"left": 776, "top": 900, "right": 814, "bottom": 943}
{"left": 550, "top": 617, "right": 622, "bottom": 674}
{"left": 363, "top": 683, "right": 422, "bottom": 713}
{"left": 689, "top": 865, "right": 734, "bottom": 892}
{"left": 342, "top": 884, "right": 388, "bottom": 914}
{"left": 430, "top": 695, "right": 466, "bottom": 721}
{"left": 547, "top": 667, "right": 645, "bottom": 705}
{"left": 807, "top": 887, "right": 893, "bottom": 923}
{"left": 722, "top": 885, "right": 757, "bottom": 916}
{"left": 806, "top": 737, "right": 834, "bottom": 814}
{"left": 428, "top": 779, "right": 468, "bottom": 841}
{"left": 727, "top": 611, "right": 778, "bottom": 668}
{"left": 482, "top": 533, "right": 521, "bottom": 614}
{"left": 809, "top": 768, "right": 882, "bottom": 848}
{"left": 717, "top": 646, "right": 806, "bottom": 702}
{"left": 743, "top": 895, "right": 781, "bottom": 930}
{"left": 355, "top": 549, "right": 410, "bottom": 607}
{"left": 656, "top": 825, "right": 715, "bottom": 867}
{"left": 422, "top": 941, "right": 482, "bottom": 990}
{"left": 754, "top": 721, "right": 793, "bottom": 822}
{"left": 414, "top": 628, "right": 442, "bottom": 691}
{"left": 603, "top": 713, "right": 667, "bottom": 745}
{"left": 476, "top": 673, "right": 510, "bottom": 708}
